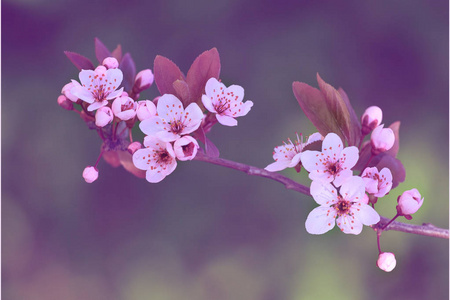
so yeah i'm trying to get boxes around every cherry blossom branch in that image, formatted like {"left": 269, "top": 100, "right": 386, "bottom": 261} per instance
{"left": 194, "top": 152, "right": 449, "bottom": 240}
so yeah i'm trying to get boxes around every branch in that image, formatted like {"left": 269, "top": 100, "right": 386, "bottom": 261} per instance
{"left": 194, "top": 152, "right": 449, "bottom": 240}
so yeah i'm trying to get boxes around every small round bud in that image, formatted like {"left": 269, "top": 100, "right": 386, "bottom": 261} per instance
{"left": 57, "top": 95, "right": 74, "bottom": 110}
{"left": 61, "top": 82, "right": 79, "bottom": 102}
{"left": 361, "top": 106, "right": 382, "bottom": 135}
{"left": 136, "top": 100, "right": 157, "bottom": 121}
{"left": 95, "top": 106, "right": 114, "bottom": 127}
{"left": 112, "top": 95, "right": 137, "bottom": 121}
{"left": 377, "top": 252, "right": 396, "bottom": 272}
{"left": 82, "top": 166, "right": 99, "bottom": 183}
{"left": 173, "top": 136, "right": 199, "bottom": 161}
{"left": 371, "top": 125, "right": 395, "bottom": 155}
{"left": 94, "top": 65, "right": 107, "bottom": 76}
{"left": 397, "top": 188, "right": 424, "bottom": 216}
{"left": 133, "top": 69, "right": 154, "bottom": 93}
{"left": 102, "top": 57, "right": 119, "bottom": 69}
{"left": 127, "top": 141, "right": 143, "bottom": 155}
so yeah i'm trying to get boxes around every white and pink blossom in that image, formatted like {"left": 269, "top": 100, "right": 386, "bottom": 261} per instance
{"left": 377, "top": 252, "right": 396, "bottom": 272}
{"left": 202, "top": 77, "right": 253, "bottom": 126}
{"left": 174, "top": 136, "right": 199, "bottom": 161}
{"left": 361, "top": 167, "right": 393, "bottom": 198}
{"left": 95, "top": 106, "right": 114, "bottom": 127}
{"left": 132, "top": 136, "right": 177, "bottom": 183}
{"left": 397, "top": 188, "right": 424, "bottom": 216}
{"left": 305, "top": 176, "right": 380, "bottom": 235}
{"left": 371, "top": 125, "right": 395, "bottom": 154}
{"left": 71, "top": 66, "right": 124, "bottom": 111}
{"left": 301, "top": 133, "right": 359, "bottom": 187}
{"left": 265, "top": 132, "right": 323, "bottom": 172}
{"left": 134, "top": 69, "right": 154, "bottom": 92}
{"left": 361, "top": 106, "right": 383, "bottom": 135}
{"left": 112, "top": 95, "right": 137, "bottom": 121}
{"left": 136, "top": 100, "right": 157, "bottom": 121}
{"left": 82, "top": 166, "right": 99, "bottom": 183}
{"left": 139, "top": 94, "right": 204, "bottom": 142}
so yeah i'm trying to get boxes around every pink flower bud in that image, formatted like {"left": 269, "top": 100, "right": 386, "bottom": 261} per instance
{"left": 133, "top": 69, "right": 154, "bottom": 92}
{"left": 127, "top": 141, "right": 142, "bottom": 155}
{"left": 136, "top": 100, "right": 157, "bottom": 121}
{"left": 94, "top": 65, "right": 107, "bottom": 77}
{"left": 361, "top": 106, "right": 382, "bottom": 135}
{"left": 397, "top": 188, "right": 424, "bottom": 215}
{"left": 61, "top": 82, "right": 79, "bottom": 102}
{"left": 57, "top": 95, "right": 74, "bottom": 110}
{"left": 102, "top": 57, "right": 119, "bottom": 69}
{"left": 173, "top": 136, "right": 199, "bottom": 161}
{"left": 82, "top": 166, "right": 99, "bottom": 183}
{"left": 95, "top": 106, "right": 114, "bottom": 127}
{"left": 112, "top": 95, "right": 137, "bottom": 121}
{"left": 371, "top": 125, "right": 395, "bottom": 154}
{"left": 377, "top": 252, "right": 396, "bottom": 272}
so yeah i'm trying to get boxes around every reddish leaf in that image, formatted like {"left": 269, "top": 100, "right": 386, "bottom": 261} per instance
{"left": 353, "top": 141, "right": 372, "bottom": 171}
{"left": 302, "top": 140, "right": 322, "bottom": 152}
{"left": 154, "top": 55, "right": 185, "bottom": 97}
{"left": 64, "top": 51, "right": 95, "bottom": 71}
{"left": 173, "top": 80, "right": 190, "bottom": 104}
{"left": 338, "top": 87, "right": 361, "bottom": 146}
{"left": 385, "top": 121, "right": 400, "bottom": 158}
{"left": 292, "top": 81, "right": 343, "bottom": 141}
{"left": 118, "top": 150, "right": 146, "bottom": 178}
{"left": 205, "top": 137, "right": 220, "bottom": 158}
{"left": 103, "top": 150, "right": 121, "bottom": 167}
{"left": 94, "top": 37, "right": 112, "bottom": 64}
{"left": 186, "top": 48, "right": 220, "bottom": 105}
{"left": 111, "top": 45, "right": 123, "bottom": 62}
{"left": 119, "top": 53, "right": 136, "bottom": 93}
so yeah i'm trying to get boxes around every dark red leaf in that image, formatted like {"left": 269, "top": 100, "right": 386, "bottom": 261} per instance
{"left": 118, "top": 150, "right": 146, "bottom": 178}
{"left": 153, "top": 55, "right": 184, "bottom": 97}
{"left": 385, "top": 121, "right": 400, "bottom": 158}
{"left": 205, "top": 137, "right": 220, "bottom": 158}
{"left": 186, "top": 48, "right": 220, "bottom": 105}
{"left": 173, "top": 80, "right": 190, "bottom": 104}
{"left": 119, "top": 53, "right": 136, "bottom": 93}
{"left": 338, "top": 87, "right": 361, "bottom": 146}
{"left": 111, "top": 45, "right": 123, "bottom": 62}
{"left": 376, "top": 155, "right": 406, "bottom": 189}
{"left": 64, "top": 51, "right": 95, "bottom": 71}
{"left": 94, "top": 37, "right": 112, "bottom": 64}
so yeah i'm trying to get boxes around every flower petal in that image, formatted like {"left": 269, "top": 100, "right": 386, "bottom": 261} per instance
{"left": 352, "top": 203, "right": 380, "bottom": 226}
{"left": 321, "top": 132, "right": 343, "bottom": 157}
{"left": 305, "top": 206, "right": 336, "bottom": 235}
{"left": 202, "top": 94, "right": 217, "bottom": 113}
{"left": 300, "top": 150, "right": 322, "bottom": 173}
{"left": 157, "top": 94, "right": 184, "bottom": 121}
{"left": 265, "top": 161, "right": 290, "bottom": 172}
{"left": 336, "top": 214, "right": 363, "bottom": 235}
{"left": 132, "top": 148, "right": 154, "bottom": 170}
{"left": 340, "top": 146, "right": 359, "bottom": 169}
{"left": 216, "top": 114, "right": 238, "bottom": 126}
{"left": 310, "top": 180, "right": 338, "bottom": 206}
{"left": 339, "top": 176, "right": 365, "bottom": 202}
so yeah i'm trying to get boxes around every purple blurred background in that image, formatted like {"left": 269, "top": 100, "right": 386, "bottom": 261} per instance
{"left": 3, "top": 0, "right": 448, "bottom": 299}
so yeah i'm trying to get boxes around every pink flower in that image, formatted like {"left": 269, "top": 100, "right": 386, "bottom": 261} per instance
{"left": 173, "top": 136, "right": 199, "bottom": 161}
{"left": 132, "top": 136, "right": 177, "bottom": 183}
{"left": 82, "top": 166, "right": 99, "bottom": 183}
{"left": 134, "top": 69, "right": 154, "bottom": 92}
{"left": 301, "top": 132, "right": 359, "bottom": 187}
{"left": 371, "top": 125, "right": 395, "bottom": 154}
{"left": 305, "top": 176, "right": 380, "bottom": 235}
{"left": 201, "top": 77, "right": 253, "bottom": 126}
{"left": 136, "top": 100, "right": 157, "bottom": 121}
{"left": 265, "top": 132, "right": 323, "bottom": 172}
{"left": 377, "top": 252, "right": 396, "bottom": 272}
{"left": 361, "top": 106, "right": 383, "bottom": 135}
{"left": 112, "top": 95, "right": 137, "bottom": 121}
{"left": 71, "top": 66, "right": 124, "bottom": 111}
{"left": 139, "top": 94, "right": 204, "bottom": 142}
{"left": 61, "top": 82, "right": 80, "bottom": 102}
{"left": 102, "top": 57, "right": 119, "bottom": 69}
{"left": 361, "top": 167, "right": 393, "bottom": 198}
{"left": 95, "top": 106, "right": 114, "bottom": 127}
{"left": 397, "top": 188, "right": 424, "bottom": 215}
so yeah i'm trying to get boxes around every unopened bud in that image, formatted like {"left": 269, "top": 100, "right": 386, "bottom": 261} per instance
{"left": 174, "top": 136, "right": 199, "bottom": 161}
{"left": 95, "top": 106, "right": 114, "bottom": 127}
{"left": 136, "top": 100, "right": 157, "bottom": 121}
{"left": 361, "top": 106, "right": 383, "bottom": 135}
{"left": 62, "top": 82, "right": 79, "bottom": 102}
{"left": 112, "top": 96, "right": 137, "bottom": 121}
{"left": 133, "top": 69, "right": 154, "bottom": 93}
{"left": 127, "top": 141, "right": 143, "bottom": 155}
{"left": 57, "top": 95, "right": 74, "bottom": 110}
{"left": 397, "top": 188, "right": 424, "bottom": 216}
{"left": 377, "top": 252, "right": 396, "bottom": 272}
{"left": 371, "top": 125, "right": 395, "bottom": 155}
{"left": 102, "top": 57, "right": 119, "bottom": 69}
{"left": 82, "top": 166, "right": 99, "bottom": 183}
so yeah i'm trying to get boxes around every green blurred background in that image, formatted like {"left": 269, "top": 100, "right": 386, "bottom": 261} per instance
{"left": 3, "top": 0, "right": 448, "bottom": 299}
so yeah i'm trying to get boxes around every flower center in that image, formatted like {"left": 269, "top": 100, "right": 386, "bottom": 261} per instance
{"left": 182, "top": 143, "right": 195, "bottom": 156}
{"left": 157, "top": 150, "right": 172, "bottom": 164}
{"left": 326, "top": 161, "right": 341, "bottom": 175}
{"left": 92, "top": 85, "right": 109, "bottom": 102}
{"left": 334, "top": 198, "right": 351, "bottom": 216}
{"left": 121, "top": 101, "right": 134, "bottom": 111}
{"left": 169, "top": 119, "right": 185, "bottom": 134}
{"left": 214, "top": 98, "right": 231, "bottom": 114}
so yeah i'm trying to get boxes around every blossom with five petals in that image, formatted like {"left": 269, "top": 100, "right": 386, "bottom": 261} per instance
{"left": 305, "top": 176, "right": 380, "bottom": 235}
{"left": 202, "top": 77, "right": 253, "bottom": 126}
{"left": 71, "top": 66, "right": 124, "bottom": 111}
{"left": 301, "top": 133, "right": 359, "bottom": 186}
{"left": 361, "top": 167, "right": 393, "bottom": 198}
{"left": 132, "top": 136, "right": 177, "bottom": 183}
{"left": 140, "top": 94, "right": 204, "bottom": 142}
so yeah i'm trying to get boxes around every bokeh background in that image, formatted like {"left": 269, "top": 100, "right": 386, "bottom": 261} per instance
{"left": 3, "top": 0, "right": 448, "bottom": 299}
